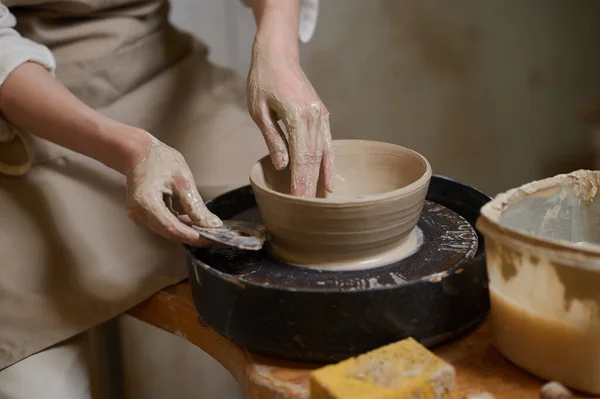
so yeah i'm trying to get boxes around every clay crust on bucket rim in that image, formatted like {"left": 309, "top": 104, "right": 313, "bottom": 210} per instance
{"left": 477, "top": 169, "right": 600, "bottom": 267}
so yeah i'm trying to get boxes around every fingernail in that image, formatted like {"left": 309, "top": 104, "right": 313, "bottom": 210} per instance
{"left": 327, "top": 179, "right": 335, "bottom": 193}
{"left": 208, "top": 213, "right": 222, "bottom": 227}
{"left": 273, "top": 152, "right": 288, "bottom": 170}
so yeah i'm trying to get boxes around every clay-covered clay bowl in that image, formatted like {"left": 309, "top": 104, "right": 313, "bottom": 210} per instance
{"left": 476, "top": 170, "right": 600, "bottom": 394}
{"left": 249, "top": 139, "right": 432, "bottom": 269}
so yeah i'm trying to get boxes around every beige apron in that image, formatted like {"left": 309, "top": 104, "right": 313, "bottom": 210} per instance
{"left": 0, "top": 0, "right": 268, "bottom": 371}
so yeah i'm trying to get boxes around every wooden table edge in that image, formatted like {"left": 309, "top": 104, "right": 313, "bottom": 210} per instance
{"left": 127, "top": 280, "right": 596, "bottom": 399}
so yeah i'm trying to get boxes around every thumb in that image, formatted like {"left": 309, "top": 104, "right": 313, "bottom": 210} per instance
{"left": 173, "top": 176, "right": 222, "bottom": 228}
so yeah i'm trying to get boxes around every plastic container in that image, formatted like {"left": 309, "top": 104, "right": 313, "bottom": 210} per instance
{"left": 476, "top": 170, "right": 600, "bottom": 394}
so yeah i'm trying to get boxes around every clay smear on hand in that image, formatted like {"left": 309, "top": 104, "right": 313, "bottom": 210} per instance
{"left": 247, "top": 41, "right": 334, "bottom": 197}
{"left": 125, "top": 136, "right": 221, "bottom": 246}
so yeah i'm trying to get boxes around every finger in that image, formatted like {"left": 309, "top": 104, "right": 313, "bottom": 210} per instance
{"left": 303, "top": 104, "right": 324, "bottom": 197}
{"left": 286, "top": 108, "right": 322, "bottom": 197}
{"left": 177, "top": 214, "right": 193, "bottom": 225}
{"left": 321, "top": 113, "right": 335, "bottom": 193}
{"left": 148, "top": 199, "right": 214, "bottom": 247}
{"left": 286, "top": 116, "right": 308, "bottom": 196}
{"left": 172, "top": 175, "right": 222, "bottom": 228}
{"left": 165, "top": 195, "right": 180, "bottom": 217}
{"left": 253, "top": 102, "right": 289, "bottom": 170}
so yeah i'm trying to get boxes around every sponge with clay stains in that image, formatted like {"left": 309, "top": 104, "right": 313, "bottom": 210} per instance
{"left": 309, "top": 337, "right": 456, "bottom": 399}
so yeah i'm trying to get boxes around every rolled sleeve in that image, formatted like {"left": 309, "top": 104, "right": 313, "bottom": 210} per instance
{"left": 240, "top": 0, "right": 320, "bottom": 43}
{"left": 0, "top": 2, "right": 56, "bottom": 176}
{"left": 298, "top": 0, "right": 318, "bottom": 43}
{"left": 0, "top": 4, "right": 56, "bottom": 86}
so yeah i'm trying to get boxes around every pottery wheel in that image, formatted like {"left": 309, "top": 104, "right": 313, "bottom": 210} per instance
{"left": 185, "top": 176, "right": 492, "bottom": 362}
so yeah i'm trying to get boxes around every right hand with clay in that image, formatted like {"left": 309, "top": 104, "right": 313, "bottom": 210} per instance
{"left": 125, "top": 134, "right": 222, "bottom": 247}
{"left": 246, "top": 0, "right": 334, "bottom": 198}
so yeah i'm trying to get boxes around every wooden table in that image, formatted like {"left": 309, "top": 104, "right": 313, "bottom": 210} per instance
{"left": 127, "top": 281, "right": 596, "bottom": 399}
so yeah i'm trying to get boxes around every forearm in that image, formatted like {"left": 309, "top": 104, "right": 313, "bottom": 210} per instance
{"left": 0, "top": 62, "right": 150, "bottom": 174}
{"left": 248, "top": 0, "right": 300, "bottom": 57}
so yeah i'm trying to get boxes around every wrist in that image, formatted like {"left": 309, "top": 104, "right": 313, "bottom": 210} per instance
{"left": 253, "top": 2, "right": 300, "bottom": 59}
{"left": 100, "top": 120, "right": 153, "bottom": 175}
{"left": 254, "top": 27, "right": 300, "bottom": 66}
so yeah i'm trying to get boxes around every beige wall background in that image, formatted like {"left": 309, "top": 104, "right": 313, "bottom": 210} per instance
{"left": 118, "top": 1, "right": 600, "bottom": 398}
{"left": 167, "top": 0, "right": 600, "bottom": 195}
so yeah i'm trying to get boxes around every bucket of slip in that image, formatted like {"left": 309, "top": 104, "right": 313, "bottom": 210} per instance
{"left": 476, "top": 170, "right": 600, "bottom": 395}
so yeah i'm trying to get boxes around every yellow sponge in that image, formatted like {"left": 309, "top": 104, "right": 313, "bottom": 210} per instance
{"left": 309, "top": 337, "right": 456, "bottom": 399}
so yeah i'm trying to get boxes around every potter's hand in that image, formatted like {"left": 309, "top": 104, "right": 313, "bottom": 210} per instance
{"left": 0, "top": 62, "right": 219, "bottom": 245}
{"left": 247, "top": 36, "right": 334, "bottom": 197}
{"left": 125, "top": 136, "right": 222, "bottom": 246}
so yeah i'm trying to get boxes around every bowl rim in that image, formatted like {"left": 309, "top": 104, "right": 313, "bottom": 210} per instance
{"left": 249, "top": 139, "right": 432, "bottom": 206}
{"left": 477, "top": 169, "right": 600, "bottom": 261}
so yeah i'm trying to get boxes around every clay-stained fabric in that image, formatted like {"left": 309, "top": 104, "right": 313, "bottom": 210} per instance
{"left": 0, "top": 333, "right": 95, "bottom": 398}
{"left": 0, "top": 3, "right": 55, "bottom": 176}
{"left": 0, "top": 0, "right": 319, "bottom": 177}
{"left": 0, "top": 0, "right": 270, "bottom": 371}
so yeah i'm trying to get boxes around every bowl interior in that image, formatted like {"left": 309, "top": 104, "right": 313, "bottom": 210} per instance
{"left": 250, "top": 140, "right": 429, "bottom": 201}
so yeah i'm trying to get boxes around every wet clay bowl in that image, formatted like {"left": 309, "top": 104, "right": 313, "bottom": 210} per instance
{"left": 476, "top": 170, "right": 600, "bottom": 394}
{"left": 249, "top": 139, "right": 432, "bottom": 270}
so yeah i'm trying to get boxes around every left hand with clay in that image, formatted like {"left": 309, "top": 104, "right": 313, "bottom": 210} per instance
{"left": 0, "top": 63, "right": 220, "bottom": 247}
{"left": 246, "top": 0, "right": 334, "bottom": 197}
{"left": 125, "top": 135, "right": 222, "bottom": 246}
